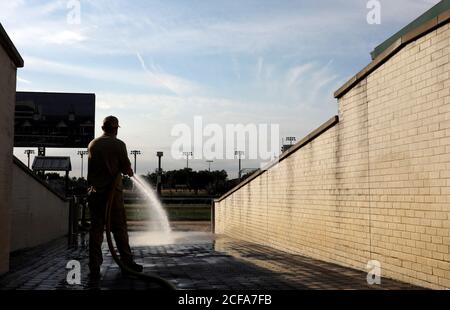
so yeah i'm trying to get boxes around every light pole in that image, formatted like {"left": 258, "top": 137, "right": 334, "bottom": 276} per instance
{"left": 77, "top": 150, "right": 88, "bottom": 178}
{"left": 24, "top": 149, "right": 35, "bottom": 169}
{"left": 183, "top": 151, "right": 193, "bottom": 169}
{"left": 235, "top": 150, "right": 244, "bottom": 180}
{"left": 206, "top": 160, "right": 213, "bottom": 172}
{"left": 156, "top": 152, "right": 163, "bottom": 196}
{"left": 286, "top": 136, "right": 296, "bottom": 145}
{"left": 156, "top": 152, "right": 163, "bottom": 173}
{"left": 130, "top": 150, "right": 141, "bottom": 174}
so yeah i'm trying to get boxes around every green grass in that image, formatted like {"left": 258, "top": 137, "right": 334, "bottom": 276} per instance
{"left": 124, "top": 203, "right": 211, "bottom": 221}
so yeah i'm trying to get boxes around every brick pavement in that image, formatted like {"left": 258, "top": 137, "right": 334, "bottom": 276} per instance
{"left": 0, "top": 230, "right": 422, "bottom": 290}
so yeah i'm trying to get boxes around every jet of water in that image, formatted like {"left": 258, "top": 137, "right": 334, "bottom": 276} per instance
{"left": 131, "top": 175, "right": 171, "bottom": 233}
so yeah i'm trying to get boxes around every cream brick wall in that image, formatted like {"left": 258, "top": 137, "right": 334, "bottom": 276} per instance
{"left": 215, "top": 24, "right": 450, "bottom": 289}
{"left": 0, "top": 43, "right": 17, "bottom": 274}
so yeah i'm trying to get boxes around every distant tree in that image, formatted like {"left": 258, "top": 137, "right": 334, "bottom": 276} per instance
{"left": 43, "top": 173, "right": 88, "bottom": 196}
{"left": 45, "top": 172, "right": 62, "bottom": 180}
{"left": 209, "top": 170, "right": 228, "bottom": 194}
{"left": 240, "top": 169, "right": 258, "bottom": 182}
{"left": 143, "top": 168, "right": 228, "bottom": 196}
{"left": 70, "top": 177, "right": 88, "bottom": 195}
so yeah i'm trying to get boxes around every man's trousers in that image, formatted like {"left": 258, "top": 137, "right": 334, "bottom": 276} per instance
{"left": 88, "top": 189, "right": 133, "bottom": 271}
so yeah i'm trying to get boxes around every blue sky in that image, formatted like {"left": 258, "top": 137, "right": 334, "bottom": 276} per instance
{"left": 1, "top": 0, "right": 440, "bottom": 178}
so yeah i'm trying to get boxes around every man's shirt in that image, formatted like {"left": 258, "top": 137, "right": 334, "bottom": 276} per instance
{"left": 87, "top": 134, "right": 131, "bottom": 192}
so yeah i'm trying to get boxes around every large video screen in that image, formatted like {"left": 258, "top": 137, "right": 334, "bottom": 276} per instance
{"left": 14, "top": 92, "right": 95, "bottom": 148}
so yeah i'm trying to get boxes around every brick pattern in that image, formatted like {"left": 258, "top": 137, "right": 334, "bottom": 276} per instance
{"left": 215, "top": 24, "right": 450, "bottom": 289}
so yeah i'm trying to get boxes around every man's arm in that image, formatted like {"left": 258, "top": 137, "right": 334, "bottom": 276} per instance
{"left": 119, "top": 141, "right": 133, "bottom": 177}
{"left": 87, "top": 142, "right": 92, "bottom": 186}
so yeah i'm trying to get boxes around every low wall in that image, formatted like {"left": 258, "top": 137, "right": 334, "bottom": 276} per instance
{"left": 10, "top": 157, "right": 69, "bottom": 252}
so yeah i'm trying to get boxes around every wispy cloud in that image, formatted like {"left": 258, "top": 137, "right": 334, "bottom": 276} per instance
{"left": 44, "top": 30, "right": 87, "bottom": 45}
{"left": 17, "top": 77, "right": 31, "bottom": 84}
{"left": 135, "top": 52, "right": 199, "bottom": 95}
{"left": 286, "top": 63, "right": 315, "bottom": 88}
{"left": 247, "top": 59, "right": 339, "bottom": 113}
{"left": 231, "top": 56, "right": 241, "bottom": 80}
{"left": 24, "top": 55, "right": 201, "bottom": 95}
{"left": 256, "top": 57, "right": 264, "bottom": 80}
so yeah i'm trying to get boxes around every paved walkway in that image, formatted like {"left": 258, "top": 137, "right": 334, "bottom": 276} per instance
{"left": 0, "top": 226, "right": 421, "bottom": 290}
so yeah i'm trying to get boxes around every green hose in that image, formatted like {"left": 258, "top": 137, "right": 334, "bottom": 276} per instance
{"left": 105, "top": 174, "right": 176, "bottom": 290}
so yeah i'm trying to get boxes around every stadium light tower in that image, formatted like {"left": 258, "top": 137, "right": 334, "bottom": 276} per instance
{"left": 286, "top": 136, "right": 296, "bottom": 145}
{"left": 24, "top": 149, "right": 35, "bottom": 169}
{"left": 156, "top": 152, "right": 164, "bottom": 196}
{"left": 235, "top": 150, "right": 245, "bottom": 180}
{"left": 282, "top": 136, "right": 297, "bottom": 153}
{"left": 182, "top": 151, "right": 193, "bottom": 169}
{"left": 156, "top": 152, "right": 164, "bottom": 173}
{"left": 77, "top": 150, "right": 88, "bottom": 178}
{"left": 206, "top": 160, "right": 214, "bottom": 172}
{"left": 130, "top": 150, "right": 141, "bottom": 174}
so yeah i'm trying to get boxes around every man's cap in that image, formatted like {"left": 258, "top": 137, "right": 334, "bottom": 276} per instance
{"left": 102, "top": 115, "right": 120, "bottom": 128}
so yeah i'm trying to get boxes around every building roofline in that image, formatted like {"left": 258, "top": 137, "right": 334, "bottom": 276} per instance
{"left": 0, "top": 23, "right": 24, "bottom": 68}
{"left": 17, "top": 91, "right": 95, "bottom": 96}
{"left": 334, "top": 6, "right": 450, "bottom": 99}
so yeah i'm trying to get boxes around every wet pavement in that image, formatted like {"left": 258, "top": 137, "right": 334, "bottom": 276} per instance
{"left": 0, "top": 224, "right": 422, "bottom": 290}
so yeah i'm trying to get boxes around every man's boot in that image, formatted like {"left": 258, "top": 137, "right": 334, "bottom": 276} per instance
{"left": 121, "top": 261, "right": 143, "bottom": 274}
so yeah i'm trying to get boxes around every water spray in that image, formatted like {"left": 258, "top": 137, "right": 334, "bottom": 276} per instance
{"left": 131, "top": 175, "right": 171, "bottom": 232}
{"left": 105, "top": 174, "right": 175, "bottom": 289}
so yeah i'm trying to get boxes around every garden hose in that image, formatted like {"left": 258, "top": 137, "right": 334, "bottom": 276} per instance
{"left": 105, "top": 174, "right": 176, "bottom": 290}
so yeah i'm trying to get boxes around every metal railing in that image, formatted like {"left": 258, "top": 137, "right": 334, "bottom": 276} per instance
{"left": 68, "top": 195, "right": 88, "bottom": 246}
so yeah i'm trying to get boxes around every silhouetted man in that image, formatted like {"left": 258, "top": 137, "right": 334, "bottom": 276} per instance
{"left": 87, "top": 115, "right": 143, "bottom": 278}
